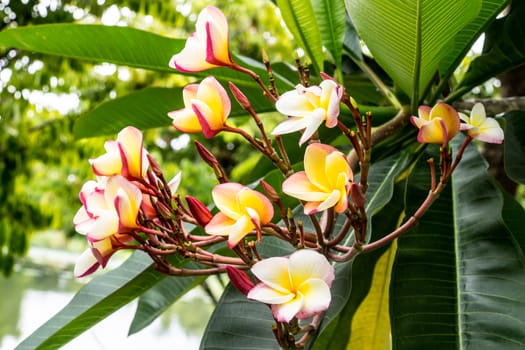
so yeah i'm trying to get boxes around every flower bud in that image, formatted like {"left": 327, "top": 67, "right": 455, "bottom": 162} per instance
{"left": 186, "top": 196, "right": 213, "bottom": 227}
{"left": 228, "top": 82, "right": 252, "bottom": 110}
{"left": 226, "top": 266, "right": 254, "bottom": 296}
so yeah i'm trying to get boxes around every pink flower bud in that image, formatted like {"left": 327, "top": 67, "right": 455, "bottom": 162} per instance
{"left": 226, "top": 266, "right": 254, "bottom": 296}
{"left": 186, "top": 196, "right": 213, "bottom": 226}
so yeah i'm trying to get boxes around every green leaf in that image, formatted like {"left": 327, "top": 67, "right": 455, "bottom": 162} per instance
{"left": 311, "top": 0, "right": 346, "bottom": 67}
{"left": 504, "top": 110, "right": 525, "bottom": 184}
{"left": 73, "top": 87, "right": 176, "bottom": 138}
{"left": 452, "top": 2, "right": 525, "bottom": 101}
{"left": 0, "top": 24, "right": 180, "bottom": 72}
{"left": 15, "top": 252, "right": 169, "bottom": 350}
{"left": 129, "top": 264, "right": 207, "bottom": 335}
{"left": 200, "top": 236, "right": 293, "bottom": 350}
{"left": 200, "top": 284, "right": 278, "bottom": 350}
{"left": 390, "top": 135, "right": 525, "bottom": 349}
{"left": 311, "top": 149, "right": 416, "bottom": 347}
{"left": 311, "top": 183, "right": 406, "bottom": 350}
{"left": 276, "top": 0, "right": 324, "bottom": 73}
{"left": 436, "top": 0, "right": 509, "bottom": 101}
{"left": 345, "top": 0, "right": 481, "bottom": 100}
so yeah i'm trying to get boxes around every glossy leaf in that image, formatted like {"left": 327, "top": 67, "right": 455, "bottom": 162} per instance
{"left": 309, "top": 148, "right": 415, "bottom": 347}
{"left": 436, "top": 0, "right": 509, "bottom": 100}
{"left": 311, "top": 183, "right": 406, "bottom": 350}
{"left": 390, "top": 135, "right": 525, "bottom": 349}
{"left": 311, "top": 0, "right": 346, "bottom": 67}
{"left": 345, "top": 0, "right": 480, "bottom": 99}
{"left": 504, "top": 110, "right": 525, "bottom": 184}
{"left": 129, "top": 263, "right": 207, "bottom": 335}
{"left": 15, "top": 252, "right": 172, "bottom": 349}
{"left": 276, "top": 0, "right": 324, "bottom": 73}
{"left": 452, "top": 1, "right": 525, "bottom": 101}
{"left": 200, "top": 236, "right": 294, "bottom": 350}
{"left": 0, "top": 24, "right": 180, "bottom": 72}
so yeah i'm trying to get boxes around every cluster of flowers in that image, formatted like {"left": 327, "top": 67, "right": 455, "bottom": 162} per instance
{"left": 73, "top": 5, "right": 504, "bottom": 347}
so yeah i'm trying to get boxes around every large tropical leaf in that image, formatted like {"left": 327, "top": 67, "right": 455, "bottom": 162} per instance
{"left": 311, "top": 0, "right": 346, "bottom": 67}
{"left": 451, "top": 1, "right": 525, "bottom": 101}
{"left": 504, "top": 110, "right": 525, "bottom": 184}
{"left": 15, "top": 252, "right": 194, "bottom": 350}
{"left": 199, "top": 236, "right": 294, "bottom": 350}
{"left": 345, "top": 0, "right": 481, "bottom": 101}
{"left": 311, "top": 183, "right": 406, "bottom": 350}
{"left": 128, "top": 264, "right": 207, "bottom": 335}
{"left": 276, "top": 0, "right": 324, "bottom": 73}
{"left": 390, "top": 135, "right": 525, "bottom": 349}
{"left": 0, "top": 24, "right": 179, "bottom": 72}
{"left": 435, "top": 0, "right": 509, "bottom": 101}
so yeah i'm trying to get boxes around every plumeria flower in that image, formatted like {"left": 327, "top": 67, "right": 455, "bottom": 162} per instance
{"left": 282, "top": 143, "right": 352, "bottom": 214}
{"left": 247, "top": 249, "right": 334, "bottom": 323}
{"left": 205, "top": 182, "right": 274, "bottom": 248}
{"left": 73, "top": 175, "right": 142, "bottom": 242}
{"left": 410, "top": 102, "right": 460, "bottom": 145}
{"left": 272, "top": 80, "right": 343, "bottom": 145}
{"left": 459, "top": 103, "right": 504, "bottom": 144}
{"left": 73, "top": 175, "right": 143, "bottom": 277}
{"left": 169, "top": 6, "right": 234, "bottom": 72}
{"left": 74, "top": 234, "right": 131, "bottom": 277}
{"left": 89, "top": 126, "right": 149, "bottom": 180}
{"left": 168, "top": 77, "right": 231, "bottom": 138}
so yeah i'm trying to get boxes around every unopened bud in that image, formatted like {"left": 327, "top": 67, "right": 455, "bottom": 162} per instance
{"left": 186, "top": 196, "right": 212, "bottom": 226}
{"left": 226, "top": 266, "right": 254, "bottom": 296}
{"left": 320, "top": 72, "right": 336, "bottom": 82}
{"left": 350, "top": 183, "right": 366, "bottom": 207}
{"left": 147, "top": 154, "right": 163, "bottom": 178}
{"left": 259, "top": 180, "right": 280, "bottom": 202}
{"left": 194, "top": 141, "right": 220, "bottom": 168}
{"left": 228, "top": 82, "right": 252, "bottom": 110}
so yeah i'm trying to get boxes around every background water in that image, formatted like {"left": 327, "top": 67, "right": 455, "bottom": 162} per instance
{"left": 0, "top": 247, "right": 213, "bottom": 350}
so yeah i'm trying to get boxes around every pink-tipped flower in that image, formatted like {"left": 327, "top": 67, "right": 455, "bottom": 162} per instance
{"left": 89, "top": 126, "right": 149, "bottom": 180}
{"left": 272, "top": 80, "right": 343, "bottom": 145}
{"left": 247, "top": 249, "right": 334, "bottom": 323}
{"left": 282, "top": 143, "right": 352, "bottom": 214}
{"left": 73, "top": 175, "right": 142, "bottom": 243}
{"left": 410, "top": 102, "right": 460, "bottom": 145}
{"left": 168, "top": 77, "right": 231, "bottom": 138}
{"left": 169, "top": 6, "right": 234, "bottom": 72}
{"left": 459, "top": 103, "right": 504, "bottom": 144}
{"left": 74, "top": 235, "right": 125, "bottom": 277}
{"left": 205, "top": 183, "right": 274, "bottom": 248}
{"left": 73, "top": 175, "right": 142, "bottom": 277}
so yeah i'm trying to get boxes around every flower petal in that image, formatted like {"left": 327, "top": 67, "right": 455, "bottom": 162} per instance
{"left": 251, "top": 256, "right": 292, "bottom": 293}
{"left": 237, "top": 187, "right": 274, "bottom": 224}
{"left": 288, "top": 249, "right": 334, "bottom": 286}
{"left": 169, "top": 107, "right": 202, "bottom": 133}
{"left": 169, "top": 33, "right": 217, "bottom": 72}
{"left": 117, "top": 126, "right": 146, "bottom": 179}
{"left": 272, "top": 293, "right": 304, "bottom": 323}
{"left": 74, "top": 248, "right": 100, "bottom": 278}
{"left": 282, "top": 172, "right": 329, "bottom": 202}
{"left": 212, "top": 183, "right": 244, "bottom": 219}
{"left": 205, "top": 212, "right": 236, "bottom": 236}
{"left": 295, "top": 278, "right": 331, "bottom": 319}
{"left": 90, "top": 141, "right": 122, "bottom": 176}
{"left": 227, "top": 214, "right": 254, "bottom": 247}
{"left": 247, "top": 283, "right": 294, "bottom": 304}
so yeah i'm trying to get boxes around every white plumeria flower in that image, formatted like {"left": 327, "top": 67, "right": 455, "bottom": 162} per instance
{"left": 459, "top": 103, "right": 504, "bottom": 144}
{"left": 272, "top": 80, "right": 342, "bottom": 145}
{"left": 247, "top": 249, "right": 334, "bottom": 323}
